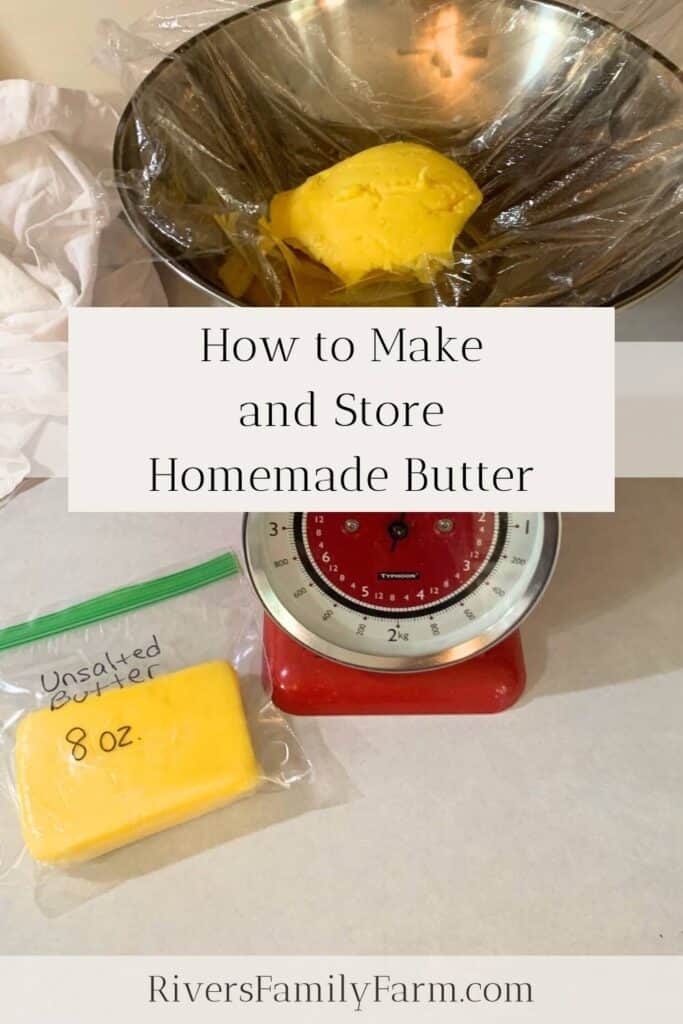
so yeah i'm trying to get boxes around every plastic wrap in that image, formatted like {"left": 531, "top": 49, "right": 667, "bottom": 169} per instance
{"left": 102, "top": 0, "right": 683, "bottom": 307}
{"left": 0, "top": 550, "right": 326, "bottom": 912}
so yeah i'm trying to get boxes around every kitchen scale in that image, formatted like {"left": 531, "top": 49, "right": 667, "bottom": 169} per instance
{"left": 243, "top": 512, "right": 560, "bottom": 715}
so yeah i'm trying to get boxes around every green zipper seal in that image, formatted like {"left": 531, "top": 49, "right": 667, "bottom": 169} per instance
{"left": 0, "top": 551, "right": 241, "bottom": 654}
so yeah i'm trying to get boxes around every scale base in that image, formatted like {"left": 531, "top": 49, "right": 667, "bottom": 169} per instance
{"left": 263, "top": 617, "right": 526, "bottom": 715}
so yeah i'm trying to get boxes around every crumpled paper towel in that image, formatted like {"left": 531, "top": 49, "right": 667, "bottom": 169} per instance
{"left": 0, "top": 79, "right": 167, "bottom": 502}
{"left": 0, "top": 344, "right": 68, "bottom": 503}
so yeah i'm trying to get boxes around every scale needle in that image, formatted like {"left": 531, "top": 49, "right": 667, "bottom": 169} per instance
{"left": 389, "top": 513, "right": 409, "bottom": 553}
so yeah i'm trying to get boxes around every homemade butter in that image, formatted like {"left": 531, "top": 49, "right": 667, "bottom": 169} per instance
{"left": 264, "top": 141, "right": 483, "bottom": 286}
{"left": 15, "top": 661, "right": 259, "bottom": 864}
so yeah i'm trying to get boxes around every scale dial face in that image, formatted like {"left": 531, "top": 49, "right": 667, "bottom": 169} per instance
{"left": 244, "top": 512, "right": 560, "bottom": 672}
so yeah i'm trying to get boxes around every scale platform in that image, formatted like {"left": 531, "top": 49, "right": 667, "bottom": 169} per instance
{"left": 263, "top": 615, "right": 526, "bottom": 715}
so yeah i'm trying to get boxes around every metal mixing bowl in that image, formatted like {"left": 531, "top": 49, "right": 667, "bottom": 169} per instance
{"left": 114, "top": 0, "right": 683, "bottom": 307}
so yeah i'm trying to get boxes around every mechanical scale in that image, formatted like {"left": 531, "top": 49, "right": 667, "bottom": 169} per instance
{"left": 243, "top": 512, "right": 560, "bottom": 714}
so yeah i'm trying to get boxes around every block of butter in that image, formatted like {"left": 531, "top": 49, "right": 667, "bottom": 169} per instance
{"left": 15, "top": 661, "right": 259, "bottom": 864}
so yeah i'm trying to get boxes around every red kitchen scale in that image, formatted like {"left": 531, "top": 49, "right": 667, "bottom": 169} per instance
{"left": 243, "top": 512, "right": 560, "bottom": 715}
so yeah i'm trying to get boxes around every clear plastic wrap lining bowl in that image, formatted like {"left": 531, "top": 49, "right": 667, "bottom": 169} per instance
{"left": 113, "top": 0, "right": 683, "bottom": 307}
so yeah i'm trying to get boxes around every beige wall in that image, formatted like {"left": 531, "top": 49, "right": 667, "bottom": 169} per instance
{"left": 0, "top": 0, "right": 153, "bottom": 91}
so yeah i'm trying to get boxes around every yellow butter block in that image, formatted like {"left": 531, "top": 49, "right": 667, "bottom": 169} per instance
{"left": 264, "top": 141, "right": 483, "bottom": 286}
{"left": 15, "top": 661, "right": 259, "bottom": 864}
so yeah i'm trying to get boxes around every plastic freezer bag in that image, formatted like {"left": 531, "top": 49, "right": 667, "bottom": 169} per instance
{"left": 101, "top": 0, "right": 683, "bottom": 308}
{"left": 0, "top": 551, "right": 312, "bottom": 882}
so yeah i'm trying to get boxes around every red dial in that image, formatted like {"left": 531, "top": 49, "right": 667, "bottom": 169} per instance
{"left": 295, "top": 512, "right": 502, "bottom": 617}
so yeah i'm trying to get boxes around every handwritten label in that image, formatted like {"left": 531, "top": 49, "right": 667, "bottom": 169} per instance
{"left": 42, "top": 634, "right": 162, "bottom": 711}
{"left": 65, "top": 724, "right": 138, "bottom": 762}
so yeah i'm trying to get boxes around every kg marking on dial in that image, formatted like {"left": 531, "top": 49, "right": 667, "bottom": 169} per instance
{"left": 243, "top": 512, "right": 560, "bottom": 672}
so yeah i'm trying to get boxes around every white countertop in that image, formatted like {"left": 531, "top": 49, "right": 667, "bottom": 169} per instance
{"left": 1, "top": 479, "right": 682, "bottom": 955}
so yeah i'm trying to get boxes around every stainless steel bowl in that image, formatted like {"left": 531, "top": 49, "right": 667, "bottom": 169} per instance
{"left": 114, "top": 0, "right": 683, "bottom": 307}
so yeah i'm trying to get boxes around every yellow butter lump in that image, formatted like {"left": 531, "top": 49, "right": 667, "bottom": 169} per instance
{"left": 15, "top": 661, "right": 259, "bottom": 864}
{"left": 264, "top": 142, "right": 483, "bottom": 286}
